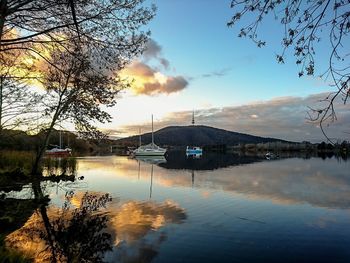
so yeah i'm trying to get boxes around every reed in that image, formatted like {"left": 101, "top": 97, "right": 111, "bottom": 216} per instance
{"left": 0, "top": 151, "right": 35, "bottom": 175}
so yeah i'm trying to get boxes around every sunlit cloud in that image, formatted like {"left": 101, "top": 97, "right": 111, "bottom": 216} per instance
{"left": 116, "top": 92, "right": 350, "bottom": 141}
{"left": 119, "top": 38, "right": 189, "bottom": 96}
{"left": 121, "top": 61, "right": 188, "bottom": 95}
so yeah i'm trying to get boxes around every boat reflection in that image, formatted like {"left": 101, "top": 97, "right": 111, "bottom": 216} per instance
{"left": 134, "top": 156, "right": 166, "bottom": 198}
{"left": 186, "top": 152, "right": 203, "bottom": 159}
{"left": 134, "top": 155, "right": 167, "bottom": 165}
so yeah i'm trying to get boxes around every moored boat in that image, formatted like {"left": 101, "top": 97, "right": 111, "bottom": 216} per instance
{"left": 45, "top": 147, "right": 72, "bottom": 157}
{"left": 186, "top": 146, "right": 203, "bottom": 155}
{"left": 133, "top": 115, "right": 167, "bottom": 156}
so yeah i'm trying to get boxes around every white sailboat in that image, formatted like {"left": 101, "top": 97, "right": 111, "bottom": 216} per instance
{"left": 133, "top": 115, "right": 167, "bottom": 156}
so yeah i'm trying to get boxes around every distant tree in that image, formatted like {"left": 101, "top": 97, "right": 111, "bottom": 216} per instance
{"left": 227, "top": 0, "right": 350, "bottom": 141}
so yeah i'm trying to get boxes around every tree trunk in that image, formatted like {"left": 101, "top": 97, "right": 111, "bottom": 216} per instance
{"left": 0, "top": 76, "right": 3, "bottom": 131}
{"left": 0, "top": 0, "right": 7, "bottom": 45}
{"left": 31, "top": 112, "right": 60, "bottom": 175}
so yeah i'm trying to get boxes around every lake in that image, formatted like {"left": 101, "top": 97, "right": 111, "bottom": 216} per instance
{"left": 2, "top": 152, "right": 350, "bottom": 262}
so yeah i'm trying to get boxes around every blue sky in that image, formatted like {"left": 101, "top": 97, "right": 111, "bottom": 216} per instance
{"left": 149, "top": 0, "right": 329, "bottom": 102}
{"left": 102, "top": 0, "right": 349, "bottom": 142}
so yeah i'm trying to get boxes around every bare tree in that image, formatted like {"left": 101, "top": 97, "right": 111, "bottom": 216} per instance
{"left": 228, "top": 0, "right": 350, "bottom": 141}
{"left": 0, "top": 1, "right": 155, "bottom": 174}
{"left": 31, "top": 44, "right": 129, "bottom": 174}
{"left": 0, "top": 48, "right": 42, "bottom": 134}
{"left": 0, "top": 0, "right": 155, "bottom": 134}
{"left": 0, "top": 0, "right": 155, "bottom": 69}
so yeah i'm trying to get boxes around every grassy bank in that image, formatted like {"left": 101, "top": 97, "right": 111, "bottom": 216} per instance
{"left": 0, "top": 151, "right": 35, "bottom": 175}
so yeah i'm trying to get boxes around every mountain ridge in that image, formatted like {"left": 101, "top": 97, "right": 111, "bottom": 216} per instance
{"left": 115, "top": 125, "right": 290, "bottom": 146}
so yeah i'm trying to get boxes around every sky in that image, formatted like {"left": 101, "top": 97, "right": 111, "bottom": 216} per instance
{"left": 99, "top": 0, "right": 349, "bottom": 142}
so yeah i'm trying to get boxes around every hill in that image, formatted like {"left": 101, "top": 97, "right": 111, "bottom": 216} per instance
{"left": 115, "top": 125, "right": 289, "bottom": 146}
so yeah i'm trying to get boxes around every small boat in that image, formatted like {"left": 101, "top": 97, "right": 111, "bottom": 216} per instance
{"left": 133, "top": 143, "right": 167, "bottom": 156}
{"left": 186, "top": 146, "right": 203, "bottom": 155}
{"left": 133, "top": 115, "right": 167, "bottom": 156}
{"left": 265, "top": 152, "right": 278, "bottom": 159}
{"left": 45, "top": 147, "right": 72, "bottom": 157}
{"left": 45, "top": 130, "right": 72, "bottom": 157}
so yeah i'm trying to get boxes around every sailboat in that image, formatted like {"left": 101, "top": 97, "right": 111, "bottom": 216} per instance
{"left": 45, "top": 130, "right": 72, "bottom": 157}
{"left": 133, "top": 115, "right": 167, "bottom": 156}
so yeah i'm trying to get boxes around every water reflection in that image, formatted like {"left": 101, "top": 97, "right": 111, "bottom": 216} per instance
{"left": 6, "top": 190, "right": 113, "bottom": 262}
{"left": 186, "top": 152, "right": 202, "bottom": 159}
{"left": 134, "top": 156, "right": 167, "bottom": 165}
{"left": 128, "top": 153, "right": 350, "bottom": 210}
{"left": 2, "top": 153, "right": 350, "bottom": 263}
{"left": 3, "top": 177, "right": 187, "bottom": 263}
{"left": 161, "top": 150, "right": 264, "bottom": 170}
{"left": 42, "top": 157, "right": 77, "bottom": 178}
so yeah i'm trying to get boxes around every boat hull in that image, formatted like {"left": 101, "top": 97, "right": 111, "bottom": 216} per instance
{"left": 134, "top": 150, "right": 166, "bottom": 156}
{"left": 45, "top": 148, "right": 72, "bottom": 157}
{"left": 186, "top": 149, "right": 203, "bottom": 154}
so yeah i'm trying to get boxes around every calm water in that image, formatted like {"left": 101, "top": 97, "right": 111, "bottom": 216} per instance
{"left": 3, "top": 152, "right": 350, "bottom": 262}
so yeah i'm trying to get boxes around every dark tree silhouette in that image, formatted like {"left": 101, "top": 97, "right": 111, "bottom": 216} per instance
{"left": 228, "top": 0, "right": 350, "bottom": 141}
{"left": 38, "top": 192, "right": 113, "bottom": 263}
{"left": 0, "top": 0, "right": 155, "bottom": 63}
{"left": 0, "top": 0, "right": 155, "bottom": 133}
{"left": 31, "top": 44, "right": 127, "bottom": 174}
{"left": 8, "top": 188, "right": 114, "bottom": 263}
{"left": 0, "top": 1, "right": 155, "bottom": 174}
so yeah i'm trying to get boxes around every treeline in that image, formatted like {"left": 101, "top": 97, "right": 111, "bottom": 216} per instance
{"left": 230, "top": 141, "right": 350, "bottom": 154}
{"left": 0, "top": 129, "right": 113, "bottom": 155}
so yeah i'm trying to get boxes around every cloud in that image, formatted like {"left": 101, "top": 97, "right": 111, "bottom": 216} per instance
{"left": 121, "top": 61, "right": 188, "bottom": 95}
{"left": 142, "top": 76, "right": 188, "bottom": 95}
{"left": 201, "top": 67, "right": 232, "bottom": 78}
{"left": 119, "top": 39, "right": 189, "bottom": 95}
{"left": 142, "top": 39, "right": 170, "bottom": 70}
{"left": 118, "top": 92, "right": 350, "bottom": 142}
{"left": 143, "top": 39, "right": 162, "bottom": 58}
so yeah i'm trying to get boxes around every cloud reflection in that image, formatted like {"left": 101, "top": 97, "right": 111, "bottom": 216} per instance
{"left": 6, "top": 191, "right": 186, "bottom": 263}
{"left": 78, "top": 156, "right": 350, "bottom": 210}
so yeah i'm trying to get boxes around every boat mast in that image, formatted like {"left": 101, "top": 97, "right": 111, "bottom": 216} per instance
{"left": 151, "top": 114, "right": 154, "bottom": 145}
{"left": 59, "top": 130, "right": 62, "bottom": 149}
{"left": 139, "top": 127, "right": 142, "bottom": 147}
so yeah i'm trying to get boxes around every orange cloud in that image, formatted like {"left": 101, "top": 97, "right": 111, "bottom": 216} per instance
{"left": 121, "top": 61, "right": 188, "bottom": 95}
